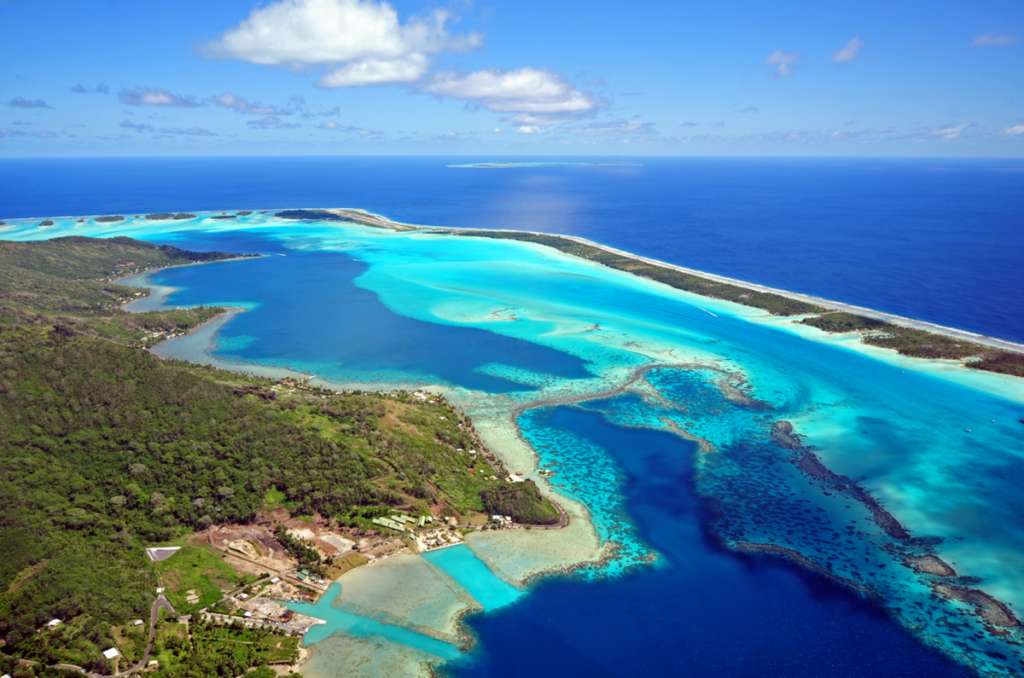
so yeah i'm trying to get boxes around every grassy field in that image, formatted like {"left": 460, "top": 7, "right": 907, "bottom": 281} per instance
{"left": 156, "top": 545, "right": 255, "bottom": 614}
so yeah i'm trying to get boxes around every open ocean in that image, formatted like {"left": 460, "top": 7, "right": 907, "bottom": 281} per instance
{"left": 1, "top": 156, "right": 1022, "bottom": 341}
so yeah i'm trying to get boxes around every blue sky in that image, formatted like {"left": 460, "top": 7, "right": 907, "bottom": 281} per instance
{"left": 1, "top": 0, "right": 1022, "bottom": 156}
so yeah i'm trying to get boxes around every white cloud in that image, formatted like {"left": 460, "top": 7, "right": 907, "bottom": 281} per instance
{"left": 119, "top": 88, "right": 199, "bottom": 107}
{"left": 972, "top": 33, "right": 1016, "bottom": 47}
{"left": 833, "top": 36, "right": 863, "bottom": 63}
{"left": 207, "top": 0, "right": 479, "bottom": 87}
{"left": 931, "top": 123, "right": 970, "bottom": 140}
{"left": 424, "top": 68, "right": 594, "bottom": 115}
{"left": 320, "top": 53, "right": 427, "bottom": 86}
{"left": 1004, "top": 124, "right": 1024, "bottom": 136}
{"left": 767, "top": 49, "right": 799, "bottom": 77}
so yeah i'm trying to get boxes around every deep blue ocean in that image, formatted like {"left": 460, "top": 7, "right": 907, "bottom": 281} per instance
{"left": 1, "top": 156, "right": 1021, "bottom": 341}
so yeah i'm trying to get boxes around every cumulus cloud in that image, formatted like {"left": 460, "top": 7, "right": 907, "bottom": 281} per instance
{"left": 833, "top": 36, "right": 863, "bottom": 63}
{"left": 424, "top": 68, "right": 594, "bottom": 115}
{"left": 972, "top": 33, "right": 1016, "bottom": 47}
{"left": 1004, "top": 124, "right": 1024, "bottom": 136}
{"left": 119, "top": 88, "right": 200, "bottom": 107}
{"left": 206, "top": 0, "right": 479, "bottom": 87}
{"left": 321, "top": 53, "right": 427, "bottom": 86}
{"left": 71, "top": 83, "right": 110, "bottom": 94}
{"left": 767, "top": 49, "right": 799, "bottom": 77}
{"left": 8, "top": 97, "right": 52, "bottom": 109}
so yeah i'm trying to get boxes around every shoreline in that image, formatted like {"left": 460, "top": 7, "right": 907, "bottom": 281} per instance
{"left": 266, "top": 207, "right": 1024, "bottom": 380}
{"left": 119, "top": 262, "right": 606, "bottom": 673}
{"left": 24, "top": 209, "right": 1022, "bottom": 674}
{"left": 268, "top": 206, "right": 1024, "bottom": 355}
{"left": 7, "top": 206, "right": 1021, "bottom": 357}
{"left": 466, "top": 229, "right": 1024, "bottom": 355}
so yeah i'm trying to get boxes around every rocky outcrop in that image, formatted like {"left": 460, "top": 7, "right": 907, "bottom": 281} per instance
{"left": 934, "top": 584, "right": 1020, "bottom": 629}
{"left": 905, "top": 554, "right": 956, "bottom": 577}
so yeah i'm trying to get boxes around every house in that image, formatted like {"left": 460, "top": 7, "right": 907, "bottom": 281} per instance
{"left": 102, "top": 647, "right": 121, "bottom": 660}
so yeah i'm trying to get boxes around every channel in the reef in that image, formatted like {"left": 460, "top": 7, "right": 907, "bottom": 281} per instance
{"left": 449, "top": 403, "right": 972, "bottom": 677}
{"left": 287, "top": 583, "right": 461, "bottom": 661}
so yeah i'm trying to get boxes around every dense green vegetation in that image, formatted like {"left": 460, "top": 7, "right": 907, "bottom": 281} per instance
{"left": 0, "top": 236, "right": 558, "bottom": 674}
{"left": 274, "top": 526, "right": 327, "bottom": 576}
{"left": 482, "top": 481, "right": 562, "bottom": 525}
{"left": 802, "top": 312, "right": 1024, "bottom": 377}
{"left": 0, "top": 236, "right": 230, "bottom": 346}
{"left": 153, "top": 620, "right": 299, "bottom": 677}
{"left": 455, "top": 230, "right": 824, "bottom": 315}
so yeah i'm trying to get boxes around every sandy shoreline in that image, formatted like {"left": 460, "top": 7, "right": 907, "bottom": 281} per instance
{"left": 460, "top": 228, "right": 1024, "bottom": 355}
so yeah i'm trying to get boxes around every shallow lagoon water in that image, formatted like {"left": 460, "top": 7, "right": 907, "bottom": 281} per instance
{"left": 2, "top": 157, "right": 1022, "bottom": 341}
{"left": 3, "top": 212, "right": 1023, "bottom": 675}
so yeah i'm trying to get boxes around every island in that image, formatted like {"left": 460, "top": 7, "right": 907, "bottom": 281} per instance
{"left": 0, "top": 236, "right": 558, "bottom": 676}
{"left": 2, "top": 210, "right": 1022, "bottom": 678}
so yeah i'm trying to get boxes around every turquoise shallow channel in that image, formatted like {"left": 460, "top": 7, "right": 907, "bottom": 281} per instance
{"left": 3, "top": 210, "right": 1023, "bottom": 676}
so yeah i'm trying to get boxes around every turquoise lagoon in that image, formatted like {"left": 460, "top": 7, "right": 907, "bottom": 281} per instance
{"left": 3, "top": 211, "right": 1023, "bottom": 676}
